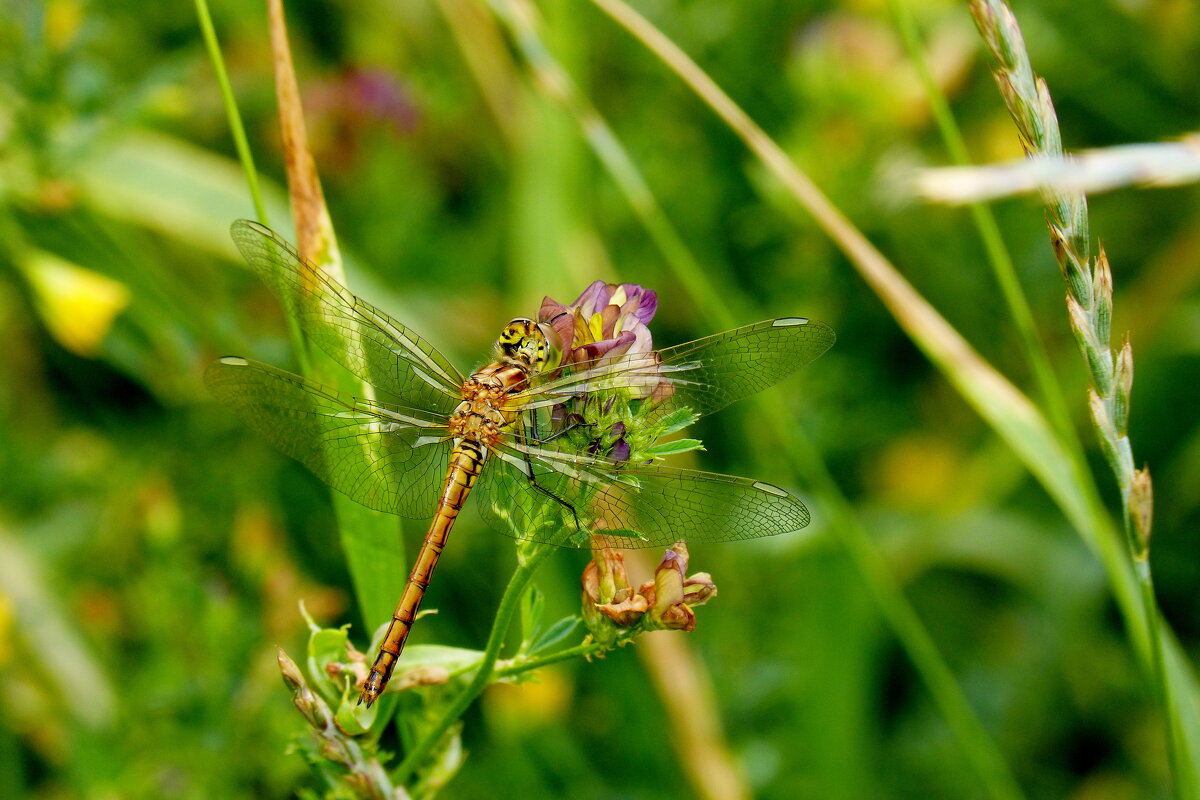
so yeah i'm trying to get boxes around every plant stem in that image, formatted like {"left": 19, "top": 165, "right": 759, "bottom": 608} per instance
{"left": 393, "top": 543, "right": 556, "bottom": 784}
{"left": 194, "top": 0, "right": 310, "bottom": 373}
{"left": 967, "top": 1, "right": 1192, "bottom": 792}
{"left": 193, "top": 0, "right": 269, "bottom": 226}
{"left": 887, "top": 0, "right": 1080, "bottom": 455}
{"left": 496, "top": 640, "right": 608, "bottom": 679}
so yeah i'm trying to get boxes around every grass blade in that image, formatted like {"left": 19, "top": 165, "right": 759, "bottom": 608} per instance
{"left": 264, "top": 0, "right": 408, "bottom": 635}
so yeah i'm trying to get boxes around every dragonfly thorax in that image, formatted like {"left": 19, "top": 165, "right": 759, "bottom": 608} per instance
{"left": 452, "top": 360, "right": 531, "bottom": 444}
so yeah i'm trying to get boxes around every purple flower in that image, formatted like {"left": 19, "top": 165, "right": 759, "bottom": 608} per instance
{"left": 539, "top": 281, "right": 658, "bottom": 370}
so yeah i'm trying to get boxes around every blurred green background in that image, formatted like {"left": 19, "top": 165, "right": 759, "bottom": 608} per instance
{"left": 2, "top": 0, "right": 1198, "bottom": 797}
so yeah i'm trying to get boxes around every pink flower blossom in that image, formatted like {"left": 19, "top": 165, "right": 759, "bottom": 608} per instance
{"left": 539, "top": 281, "right": 658, "bottom": 369}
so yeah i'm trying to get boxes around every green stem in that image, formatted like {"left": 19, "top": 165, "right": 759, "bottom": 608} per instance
{"left": 393, "top": 543, "right": 556, "bottom": 784}
{"left": 1138, "top": 559, "right": 1187, "bottom": 794}
{"left": 487, "top": 0, "right": 743, "bottom": 325}
{"left": 193, "top": 0, "right": 310, "bottom": 374}
{"left": 193, "top": 0, "right": 269, "bottom": 226}
{"left": 888, "top": 0, "right": 1080, "bottom": 456}
{"left": 966, "top": 2, "right": 1193, "bottom": 790}
{"left": 497, "top": 640, "right": 611, "bottom": 679}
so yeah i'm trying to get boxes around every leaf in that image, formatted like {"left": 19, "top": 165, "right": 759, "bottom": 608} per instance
{"left": 654, "top": 406, "right": 700, "bottom": 436}
{"left": 335, "top": 698, "right": 373, "bottom": 737}
{"left": 394, "top": 645, "right": 486, "bottom": 674}
{"left": 530, "top": 615, "right": 581, "bottom": 655}
{"left": 520, "top": 585, "right": 546, "bottom": 651}
{"left": 644, "top": 438, "right": 705, "bottom": 458}
{"left": 76, "top": 130, "right": 291, "bottom": 255}
{"left": 306, "top": 623, "right": 352, "bottom": 705}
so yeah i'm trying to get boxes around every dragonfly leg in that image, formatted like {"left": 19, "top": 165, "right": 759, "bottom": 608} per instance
{"left": 520, "top": 442, "right": 583, "bottom": 533}
{"left": 525, "top": 406, "right": 594, "bottom": 446}
{"left": 544, "top": 415, "right": 594, "bottom": 444}
{"left": 527, "top": 478, "right": 581, "bottom": 532}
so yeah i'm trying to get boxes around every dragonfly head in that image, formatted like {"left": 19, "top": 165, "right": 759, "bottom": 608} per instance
{"left": 497, "top": 317, "right": 557, "bottom": 374}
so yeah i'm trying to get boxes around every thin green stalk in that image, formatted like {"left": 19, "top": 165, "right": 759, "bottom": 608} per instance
{"left": 439, "top": 641, "right": 598, "bottom": 681}
{"left": 1138, "top": 560, "right": 1177, "bottom": 789}
{"left": 193, "top": 0, "right": 309, "bottom": 375}
{"left": 394, "top": 543, "right": 556, "bottom": 783}
{"left": 486, "top": 0, "right": 742, "bottom": 322}
{"left": 496, "top": 641, "right": 602, "bottom": 679}
{"left": 193, "top": 0, "right": 268, "bottom": 226}
{"left": 968, "top": 1, "right": 1190, "bottom": 792}
{"left": 887, "top": 0, "right": 1079, "bottom": 455}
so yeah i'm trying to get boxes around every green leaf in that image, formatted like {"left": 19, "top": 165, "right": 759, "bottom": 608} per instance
{"left": 644, "top": 438, "right": 705, "bottom": 458}
{"left": 531, "top": 615, "right": 581, "bottom": 654}
{"left": 334, "top": 499, "right": 407, "bottom": 633}
{"left": 306, "top": 624, "right": 352, "bottom": 705}
{"left": 76, "top": 129, "right": 291, "bottom": 256}
{"left": 520, "top": 585, "right": 546, "bottom": 651}
{"left": 334, "top": 698, "right": 373, "bottom": 737}
{"left": 654, "top": 406, "right": 700, "bottom": 436}
{"left": 394, "top": 645, "right": 487, "bottom": 674}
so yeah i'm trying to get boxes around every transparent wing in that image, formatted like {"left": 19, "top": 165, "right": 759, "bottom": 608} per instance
{"left": 205, "top": 356, "right": 452, "bottom": 519}
{"left": 513, "top": 317, "right": 835, "bottom": 420}
{"left": 231, "top": 220, "right": 465, "bottom": 415}
{"left": 474, "top": 439, "right": 809, "bottom": 549}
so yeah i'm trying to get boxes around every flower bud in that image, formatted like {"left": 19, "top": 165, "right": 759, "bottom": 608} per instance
{"left": 1131, "top": 467, "right": 1153, "bottom": 556}
{"left": 1094, "top": 247, "right": 1112, "bottom": 347}
{"left": 1088, "top": 388, "right": 1122, "bottom": 477}
{"left": 278, "top": 647, "right": 334, "bottom": 730}
{"left": 597, "top": 589, "right": 649, "bottom": 628}
{"left": 1114, "top": 335, "right": 1133, "bottom": 436}
{"left": 647, "top": 544, "right": 697, "bottom": 632}
{"left": 683, "top": 572, "right": 718, "bottom": 606}
{"left": 581, "top": 560, "right": 607, "bottom": 635}
{"left": 582, "top": 549, "right": 646, "bottom": 642}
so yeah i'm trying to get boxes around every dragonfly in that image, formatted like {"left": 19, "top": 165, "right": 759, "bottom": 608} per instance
{"left": 205, "top": 220, "right": 835, "bottom": 707}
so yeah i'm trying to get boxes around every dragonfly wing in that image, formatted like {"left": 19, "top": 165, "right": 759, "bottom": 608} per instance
{"left": 516, "top": 317, "right": 835, "bottom": 419}
{"left": 205, "top": 356, "right": 451, "bottom": 519}
{"left": 475, "top": 441, "right": 809, "bottom": 548}
{"left": 231, "top": 220, "right": 465, "bottom": 414}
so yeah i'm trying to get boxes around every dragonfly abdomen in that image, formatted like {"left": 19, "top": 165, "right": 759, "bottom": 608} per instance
{"left": 360, "top": 437, "right": 488, "bottom": 706}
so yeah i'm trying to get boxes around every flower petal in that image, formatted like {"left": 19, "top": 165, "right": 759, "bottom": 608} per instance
{"left": 571, "top": 280, "right": 610, "bottom": 317}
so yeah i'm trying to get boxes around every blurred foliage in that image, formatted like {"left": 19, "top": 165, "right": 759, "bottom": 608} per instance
{"left": 1, "top": 0, "right": 1198, "bottom": 798}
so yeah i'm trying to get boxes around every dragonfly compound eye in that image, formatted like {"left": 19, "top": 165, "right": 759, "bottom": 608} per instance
{"left": 497, "top": 317, "right": 549, "bottom": 370}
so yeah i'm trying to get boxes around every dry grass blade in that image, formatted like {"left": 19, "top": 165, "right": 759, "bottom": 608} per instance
{"left": 267, "top": 0, "right": 338, "bottom": 266}
{"left": 263, "top": 0, "right": 408, "bottom": 665}
{"left": 917, "top": 135, "right": 1200, "bottom": 203}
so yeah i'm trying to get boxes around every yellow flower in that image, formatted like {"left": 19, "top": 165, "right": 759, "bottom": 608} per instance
{"left": 20, "top": 250, "right": 129, "bottom": 356}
